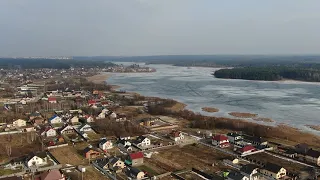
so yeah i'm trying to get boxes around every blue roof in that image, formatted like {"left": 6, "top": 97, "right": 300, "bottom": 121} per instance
{"left": 49, "top": 115, "right": 58, "bottom": 121}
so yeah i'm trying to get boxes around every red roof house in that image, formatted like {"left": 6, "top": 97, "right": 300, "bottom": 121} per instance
{"left": 238, "top": 145, "right": 256, "bottom": 155}
{"left": 128, "top": 152, "right": 144, "bottom": 166}
{"left": 48, "top": 97, "right": 57, "bottom": 103}
{"left": 212, "top": 134, "right": 230, "bottom": 148}
{"left": 88, "top": 100, "right": 97, "bottom": 105}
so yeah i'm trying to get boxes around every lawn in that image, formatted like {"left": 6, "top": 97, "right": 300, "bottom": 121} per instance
{"left": 50, "top": 146, "right": 87, "bottom": 166}
{"left": 0, "top": 169, "right": 21, "bottom": 176}
{"left": 146, "top": 144, "right": 232, "bottom": 173}
{"left": 137, "top": 165, "right": 159, "bottom": 176}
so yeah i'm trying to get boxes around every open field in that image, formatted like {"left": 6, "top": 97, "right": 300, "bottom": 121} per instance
{"left": 146, "top": 144, "right": 232, "bottom": 173}
{"left": 86, "top": 73, "right": 110, "bottom": 84}
{"left": 0, "top": 132, "right": 41, "bottom": 163}
{"left": 50, "top": 146, "right": 87, "bottom": 166}
{"left": 66, "top": 166, "right": 107, "bottom": 180}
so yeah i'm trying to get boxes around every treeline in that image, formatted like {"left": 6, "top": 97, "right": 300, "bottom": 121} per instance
{"left": 214, "top": 66, "right": 320, "bottom": 82}
{"left": 0, "top": 58, "right": 115, "bottom": 69}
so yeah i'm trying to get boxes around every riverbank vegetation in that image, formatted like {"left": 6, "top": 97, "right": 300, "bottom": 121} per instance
{"left": 147, "top": 100, "right": 320, "bottom": 145}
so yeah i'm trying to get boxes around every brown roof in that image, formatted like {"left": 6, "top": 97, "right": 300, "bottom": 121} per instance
{"left": 40, "top": 169, "right": 63, "bottom": 180}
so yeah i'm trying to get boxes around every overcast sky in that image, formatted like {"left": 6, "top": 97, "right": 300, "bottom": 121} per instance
{"left": 0, "top": 0, "right": 319, "bottom": 57}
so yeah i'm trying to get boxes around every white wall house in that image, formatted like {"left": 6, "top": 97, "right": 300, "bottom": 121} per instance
{"left": 49, "top": 115, "right": 62, "bottom": 124}
{"left": 12, "top": 119, "right": 27, "bottom": 127}
{"left": 27, "top": 155, "right": 48, "bottom": 167}
{"left": 99, "top": 139, "right": 113, "bottom": 150}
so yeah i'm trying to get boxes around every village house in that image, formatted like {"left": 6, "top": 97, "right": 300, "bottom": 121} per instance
{"left": 237, "top": 145, "right": 256, "bottom": 155}
{"left": 169, "top": 130, "right": 185, "bottom": 142}
{"left": 260, "top": 163, "right": 286, "bottom": 179}
{"left": 124, "top": 167, "right": 145, "bottom": 180}
{"left": 212, "top": 134, "right": 230, "bottom": 148}
{"left": 12, "top": 119, "right": 27, "bottom": 127}
{"left": 32, "top": 117, "right": 45, "bottom": 126}
{"left": 305, "top": 149, "right": 320, "bottom": 166}
{"left": 118, "top": 139, "right": 133, "bottom": 152}
{"left": 108, "top": 157, "right": 126, "bottom": 173}
{"left": 126, "top": 152, "right": 144, "bottom": 166}
{"left": 109, "top": 112, "right": 117, "bottom": 119}
{"left": 78, "top": 124, "right": 93, "bottom": 132}
{"left": 48, "top": 115, "right": 62, "bottom": 124}
{"left": 227, "top": 132, "right": 243, "bottom": 144}
{"left": 84, "top": 115, "right": 95, "bottom": 123}
{"left": 37, "top": 169, "right": 65, "bottom": 180}
{"left": 29, "top": 111, "right": 42, "bottom": 121}
{"left": 83, "top": 147, "right": 100, "bottom": 159}
{"left": 99, "top": 138, "right": 113, "bottom": 151}
{"left": 40, "top": 127, "right": 57, "bottom": 137}
{"left": 69, "top": 116, "right": 79, "bottom": 124}
{"left": 97, "top": 109, "right": 109, "bottom": 119}
{"left": 133, "top": 136, "right": 151, "bottom": 147}
{"left": 240, "top": 164, "right": 260, "bottom": 180}
{"left": 227, "top": 171, "right": 249, "bottom": 180}
{"left": 59, "top": 125, "right": 76, "bottom": 135}
{"left": 26, "top": 152, "right": 48, "bottom": 167}
{"left": 116, "top": 114, "right": 127, "bottom": 122}
{"left": 243, "top": 135, "right": 268, "bottom": 146}
{"left": 48, "top": 97, "right": 57, "bottom": 103}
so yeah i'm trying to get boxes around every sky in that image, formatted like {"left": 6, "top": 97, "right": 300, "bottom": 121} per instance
{"left": 0, "top": 0, "right": 320, "bottom": 57}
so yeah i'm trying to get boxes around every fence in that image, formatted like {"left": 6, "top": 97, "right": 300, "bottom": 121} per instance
{"left": 47, "top": 143, "right": 68, "bottom": 150}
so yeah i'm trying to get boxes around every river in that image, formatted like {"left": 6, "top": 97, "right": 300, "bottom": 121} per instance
{"left": 107, "top": 63, "right": 320, "bottom": 134}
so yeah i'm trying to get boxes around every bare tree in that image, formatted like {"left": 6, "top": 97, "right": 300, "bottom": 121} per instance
{"left": 5, "top": 144, "right": 12, "bottom": 157}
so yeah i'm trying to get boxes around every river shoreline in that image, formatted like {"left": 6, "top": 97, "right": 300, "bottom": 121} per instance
{"left": 90, "top": 72, "right": 320, "bottom": 146}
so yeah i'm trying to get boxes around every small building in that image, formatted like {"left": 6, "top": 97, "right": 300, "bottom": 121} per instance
{"left": 109, "top": 112, "right": 117, "bottom": 119}
{"left": 48, "top": 115, "right": 62, "bottom": 124}
{"left": 69, "top": 116, "right": 79, "bottom": 124}
{"left": 78, "top": 124, "right": 93, "bottom": 132}
{"left": 237, "top": 145, "right": 256, "bottom": 155}
{"left": 40, "top": 127, "right": 57, "bottom": 137}
{"left": 260, "top": 163, "right": 286, "bottom": 179}
{"left": 240, "top": 164, "right": 260, "bottom": 180}
{"left": 127, "top": 152, "right": 144, "bottom": 166}
{"left": 38, "top": 169, "right": 65, "bottom": 180}
{"left": 125, "top": 167, "right": 145, "bottom": 180}
{"left": 26, "top": 152, "right": 48, "bottom": 167}
{"left": 29, "top": 111, "right": 42, "bottom": 121}
{"left": 243, "top": 135, "right": 267, "bottom": 146}
{"left": 212, "top": 134, "right": 230, "bottom": 148}
{"left": 134, "top": 136, "right": 151, "bottom": 147}
{"left": 59, "top": 125, "right": 76, "bottom": 134}
{"left": 227, "top": 171, "right": 249, "bottom": 180}
{"left": 305, "top": 149, "right": 320, "bottom": 166}
{"left": 12, "top": 119, "right": 27, "bottom": 127}
{"left": 32, "top": 117, "right": 45, "bottom": 126}
{"left": 227, "top": 132, "right": 243, "bottom": 144}
{"left": 295, "top": 143, "right": 310, "bottom": 154}
{"left": 169, "top": 130, "right": 185, "bottom": 142}
{"left": 48, "top": 97, "right": 57, "bottom": 103}
{"left": 99, "top": 138, "right": 113, "bottom": 151}
{"left": 83, "top": 147, "right": 100, "bottom": 159}
{"left": 108, "top": 157, "right": 126, "bottom": 173}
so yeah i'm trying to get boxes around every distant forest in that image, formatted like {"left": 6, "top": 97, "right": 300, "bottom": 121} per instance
{"left": 0, "top": 58, "right": 115, "bottom": 69}
{"left": 214, "top": 65, "right": 320, "bottom": 82}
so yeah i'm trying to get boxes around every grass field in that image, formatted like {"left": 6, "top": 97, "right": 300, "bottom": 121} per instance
{"left": 50, "top": 146, "right": 87, "bottom": 166}
{"left": 146, "top": 144, "right": 232, "bottom": 173}
{"left": 0, "top": 132, "right": 41, "bottom": 163}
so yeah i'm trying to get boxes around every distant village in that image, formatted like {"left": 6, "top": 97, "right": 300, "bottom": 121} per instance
{"left": 0, "top": 67, "right": 319, "bottom": 180}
